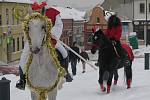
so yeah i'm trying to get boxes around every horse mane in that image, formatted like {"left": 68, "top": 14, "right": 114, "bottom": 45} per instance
{"left": 95, "top": 29, "right": 112, "bottom": 46}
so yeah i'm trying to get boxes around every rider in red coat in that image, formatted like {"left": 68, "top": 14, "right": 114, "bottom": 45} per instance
{"left": 104, "top": 15, "right": 129, "bottom": 63}
{"left": 105, "top": 15, "right": 122, "bottom": 42}
{"left": 102, "top": 15, "right": 133, "bottom": 91}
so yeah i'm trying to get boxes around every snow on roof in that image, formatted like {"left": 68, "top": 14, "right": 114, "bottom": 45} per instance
{"left": 0, "top": 0, "right": 33, "bottom": 4}
{"left": 53, "top": 6, "right": 86, "bottom": 21}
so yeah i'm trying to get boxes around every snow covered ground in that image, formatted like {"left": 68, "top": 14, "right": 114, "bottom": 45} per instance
{"left": 0, "top": 45, "right": 150, "bottom": 100}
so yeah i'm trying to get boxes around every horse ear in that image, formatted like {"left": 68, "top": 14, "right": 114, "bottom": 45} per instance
{"left": 41, "top": 7, "right": 46, "bottom": 15}
{"left": 92, "top": 28, "right": 95, "bottom": 33}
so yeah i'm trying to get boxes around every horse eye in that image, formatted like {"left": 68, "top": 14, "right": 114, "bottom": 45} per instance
{"left": 42, "top": 25, "right": 45, "bottom": 29}
{"left": 41, "top": 25, "right": 46, "bottom": 32}
{"left": 94, "top": 36, "right": 98, "bottom": 40}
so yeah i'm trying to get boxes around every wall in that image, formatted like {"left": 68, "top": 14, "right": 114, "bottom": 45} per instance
{"left": 0, "top": 2, "right": 31, "bottom": 63}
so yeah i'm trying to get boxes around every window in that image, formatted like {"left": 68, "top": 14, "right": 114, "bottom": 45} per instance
{"left": 79, "top": 27, "right": 83, "bottom": 33}
{"left": 13, "top": 38, "right": 15, "bottom": 52}
{"left": 22, "top": 37, "right": 24, "bottom": 49}
{"left": 122, "top": 24, "right": 129, "bottom": 35}
{"left": 6, "top": 8, "right": 9, "bottom": 25}
{"left": 149, "top": 3, "right": 150, "bottom": 13}
{"left": 12, "top": 8, "right": 15, "bottom": 25}
{"left": 17, "top": 37, "right": 19, "bottom": 51}
{"left": 140, "top": 3, "right": 145, "bottom": 13}
{"left": 0, "top": 15, "right": 1, "bottom": 25}
{"left": 97, "top": 17, "right": 100, "bottom": 23}
{"left": 17, "top": 19, "right": 19, "bottom": 24}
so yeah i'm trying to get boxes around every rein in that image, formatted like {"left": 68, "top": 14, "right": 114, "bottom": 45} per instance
{"left": 30, "top": 33, "right": 47, "bottom": 54}
{"left": 93, "top": 30, "right": 121, "bottom": 58}
{"left": 112, "top": 43, "right": 120, "bottom": 58}
{"left": 23, "top": 13, "right": 66, "bottom": 100}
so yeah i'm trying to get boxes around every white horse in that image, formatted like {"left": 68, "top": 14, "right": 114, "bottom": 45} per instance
{"left": 23, "top": 13, "right": 65, "bottom": 100}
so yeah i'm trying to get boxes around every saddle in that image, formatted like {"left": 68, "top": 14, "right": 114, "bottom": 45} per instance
{"left": 111, "top": 41, "right": 130, "bottom": 68}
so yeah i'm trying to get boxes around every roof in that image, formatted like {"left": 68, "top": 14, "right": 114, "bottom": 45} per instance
{"left": 53, "top": 6, "right": 86, "bottom": 21}
{"left": 0, "top": 0, "right": 33, "bottom": 4}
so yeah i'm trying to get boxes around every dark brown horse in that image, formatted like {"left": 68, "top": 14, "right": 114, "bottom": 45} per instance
{"left": 91, "top": 29, "right": 132, "bottom": 93}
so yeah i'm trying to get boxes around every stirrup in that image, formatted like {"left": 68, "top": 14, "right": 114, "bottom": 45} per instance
{"left": 16, "top": 79, "right": 26, "bottom": 90}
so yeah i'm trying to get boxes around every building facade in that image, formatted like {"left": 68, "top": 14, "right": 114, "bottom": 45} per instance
{"left": 102, "top": 0, "right": 150, "bottom": 45}
{"left": 0, "top": 1, "right": 32, "bottom": 63}
{"left": 0, "top": 4, "right": 85, "bottom": 63}
{"left": 84, "top": 5, "right": 107, "bottom": 50}
{"left": 61, "top": 19, "right": 73, "bottom": 46}
{"left": 133, "top": 0, "right": 150, "bottom": 45}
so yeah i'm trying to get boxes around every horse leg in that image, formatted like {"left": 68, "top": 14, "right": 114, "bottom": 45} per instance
{"left": 31, "top": 92, "right": 38, "bottom": 100}
{"left": 113, "top": 69, "right": 119, "bottom": 85}
{"left": 124, "top": 61, "right": 132, "bottom": 89}
{"left": 107, "top": 71, "right": 113, "bottom": 93}
{"left": 98, "top": 68, "right": 106, "bottom": 92}
{"left": 48, "top": 89, "right": 57, "bottom": 100}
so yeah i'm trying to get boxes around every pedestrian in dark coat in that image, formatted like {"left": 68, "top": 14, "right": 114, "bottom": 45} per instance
{"left": 80, "top": 49, "right": 89, "bottom": 73}
{"left": 69, "top": 42, "right": 80, "bottom": 76}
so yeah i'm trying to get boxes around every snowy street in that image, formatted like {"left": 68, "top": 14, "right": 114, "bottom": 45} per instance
{"left": 1, "top": 47, "right": 150, "bottom": 100}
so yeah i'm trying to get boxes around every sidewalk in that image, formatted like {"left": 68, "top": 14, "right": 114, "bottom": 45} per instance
{"left": 133, "top": 45, "right": 150, "bottom": 58}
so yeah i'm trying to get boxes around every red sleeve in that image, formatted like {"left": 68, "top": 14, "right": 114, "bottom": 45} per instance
{"left": 104, "top": 26, "right": 122, "bottom": 41}
{"left": 114, "top": 26, "right": 122, "bottom": 41}
{"left": 45, "top": 8, "right": 60, "bottom": 25}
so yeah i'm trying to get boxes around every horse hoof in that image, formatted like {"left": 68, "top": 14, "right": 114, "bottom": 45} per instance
{"left": 107, "top": 91, "right": 110, "bottom": 93}
{"left": 101, "top": 87, "right": 106, "bottom": 92}
{"left": 113, "top": 80, "right": 117, "bottom": 85}
{"left": 127, "top": 86, "right": 131, "bottom": 89}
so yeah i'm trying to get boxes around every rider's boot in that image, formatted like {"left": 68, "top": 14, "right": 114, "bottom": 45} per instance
{"left": 127, "top": 79, "right": 132, "bottom": 89}
{"left": 56, "top": 48, "right": 73, "bottom": 82}
{"left": 16, "top": 66, "right": 26, "bottom": 90}
{"left": 62, "top": 58, "right": 73, "bottom": 82}
{"left": 107, "top": 85, "right": 111, "bottom": 93}
{"left": 100, "top": 84, "right": 106, "bottom": 92}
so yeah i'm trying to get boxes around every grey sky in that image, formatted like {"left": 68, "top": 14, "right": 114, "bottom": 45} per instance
{"left": 46, "top": 0, "right": 104, "bottom": 10}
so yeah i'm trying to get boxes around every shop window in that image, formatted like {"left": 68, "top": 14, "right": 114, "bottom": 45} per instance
{"left": 140, "top": 3, "right": 145, "bottom": 13}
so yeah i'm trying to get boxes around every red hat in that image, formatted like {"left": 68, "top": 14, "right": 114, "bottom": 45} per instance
{"left": 32, "top": 1, "right": 47, "bottom": 11}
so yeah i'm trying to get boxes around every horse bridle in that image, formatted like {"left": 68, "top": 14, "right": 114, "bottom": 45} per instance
{"left": 29, "top": 30, "right": 47, "bottom": 54}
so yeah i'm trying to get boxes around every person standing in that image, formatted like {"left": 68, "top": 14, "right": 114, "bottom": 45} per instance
{"left": 69, "top": 42, "right": 80, "bottom": 76}
{"left": 80, "top": 49, "right": 89, "bottom": 73}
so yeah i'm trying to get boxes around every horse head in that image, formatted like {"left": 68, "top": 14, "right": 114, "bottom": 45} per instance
{"left": 23, "top": 13, "right": 52, "bottom": 54}
{"left": 91, "top": 29, "right": 107, "bottom": 54}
